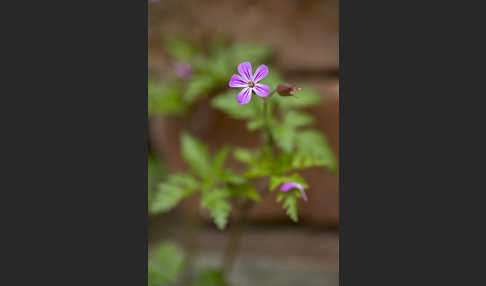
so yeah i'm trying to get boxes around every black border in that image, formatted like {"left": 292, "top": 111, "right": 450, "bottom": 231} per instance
{"left": 2, "top": 1, "right": 148, "bottom": 284}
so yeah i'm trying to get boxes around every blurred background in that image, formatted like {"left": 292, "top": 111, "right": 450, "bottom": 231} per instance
{"left": 148, "top": 0, "right": 338, "bottom": 285}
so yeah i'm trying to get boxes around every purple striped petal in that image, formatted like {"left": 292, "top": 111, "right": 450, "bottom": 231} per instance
{"left": 237, "top": 61, "right": 253, "bottom": 81}
{"left": 253, "top": 83, "right": 270, "bottom": 98}
{"left": 229, "top": 74, "right": 247, "bottom": 87}
{"left": 280, "top": 182, "right": 308, "bottom": 202}
{"left": 252, "top": 64, "right": 268, "bottom": 82}
{"left": 237, "top": 87, "right": 252, "bottom": 104}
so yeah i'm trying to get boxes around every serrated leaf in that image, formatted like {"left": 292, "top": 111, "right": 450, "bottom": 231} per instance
{"left": 149, "top": 241, "right": 185, "bottom": 286}
{"left": 272, "top": 111, "right": 314, "bottom": 152}
{"left": 212, "top": 146, "right": 230, "bottom": 171}
{"left": 201, "top": 188, "right": 231, "bottom": 230}
{"left": 293, "top": 129, "right": 337, "bottom": 172}
{"left": 181, "top": 132, "right": 212, "bottom": 179}
{"left": 235, "top": 148, "right": 274, "bottom": 178}
{"left": 283, "top": 194, "right": 298, "bottom": 222}
{"left": 169, "top": 173, "right": 199, "bottom": 189}
{"left": 150, "top": 173, "right": 198, "bottom": 214}
{"left": 276, "top": 192, "right": 299, "bottom": 222}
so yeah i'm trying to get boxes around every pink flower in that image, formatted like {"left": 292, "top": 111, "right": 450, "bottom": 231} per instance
{"left": 173, "top": 61, "right": 192, "bottom": 80}
{"left": 280, "top": 182, "right": 308, "bottom": 202}
{"left": 229, "top": 61, "right": 270, "bottom": 104}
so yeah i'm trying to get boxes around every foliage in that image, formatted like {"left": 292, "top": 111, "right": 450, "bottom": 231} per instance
{"left": 149, "top": 37, "right": 273, "bottom": 117}
{"left": 191, "top": 268, "right": 231, "bottom": 286}
{"left": 148, "top": 152, "right": 166, "bottom": 213}
{"left": 148, "top": 241, "right": 185, "bottom": 286}
{"left": 151, "top": 173, "right": 198, "bottom": 214}
{"left": 150, "top": 132, "right": 260, "bottom": 229}
{"left": 148, "top": 242, "right": 232, "bottom": 286}
{"left": 148, "top": 36, "right": 337, "bottom": 224}
{"left": 148, "top": 80, "right": 186, "bottom": 117}
{"left": 276, "top": 191, "right": 299, "bottom": 222}
{"left": 211, "top": 69, "right": 336, "bottom": 221}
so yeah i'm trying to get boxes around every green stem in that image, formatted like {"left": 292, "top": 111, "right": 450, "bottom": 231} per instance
{"left": 262, "top": 89, "right": 276, "bottom": 148}
{"left": 222, "top": 88, "right": 278, "bottom": 278}
{"left": 222, "top": 200, "right": 252, "bottom": 278}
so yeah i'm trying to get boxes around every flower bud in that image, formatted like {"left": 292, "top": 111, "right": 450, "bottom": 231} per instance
{"left": 277, "top": 84, "right": 302, "bottom": 96}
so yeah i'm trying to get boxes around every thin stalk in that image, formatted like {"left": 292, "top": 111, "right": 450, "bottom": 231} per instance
{"left": 178, "top": 196, "right": 202, "bottom": 285}
{"left": 222, "top": 200, "right": 253, "bottom": 277}
{"left": 262, "top": 89, "right": 276, "bottom": 148}
{"left": 222, "top": 88, "right": 278, "bottom": 279}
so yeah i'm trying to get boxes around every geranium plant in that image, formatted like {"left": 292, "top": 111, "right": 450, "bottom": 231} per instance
{"left": 148, "top": 39, "right": 336, "bottom": 286}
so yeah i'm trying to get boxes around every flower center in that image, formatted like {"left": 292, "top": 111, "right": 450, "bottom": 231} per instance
{"left": 247, "top": 80, "right": 255, "bottom": 88}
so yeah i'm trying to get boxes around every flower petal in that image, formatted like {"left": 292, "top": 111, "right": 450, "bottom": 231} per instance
{"left": 237, "top": 61, "right": 252, "bottom": 81}
{"left": 252, "top": 64, "right": 268, "bottom": 82}
{"left": 280, "top": 182, "right": 307, "bottom": 202}
{"left": 229, "top": 74, "right": 247, "bottom": 87}
{"left": 237, "top": 87, "right": 252, "bottom": 104}
{"left": 253, "top": 83, "right": 270, "bottom": 98}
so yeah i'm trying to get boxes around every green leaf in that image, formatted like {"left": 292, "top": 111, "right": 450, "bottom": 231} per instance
{"left": 292, "top": 129, "right": 337, "bottom": 172}
{"left": 231, "top": 43, "right": 273, "bottom": 65}
{"left": 212, "top": 146, "right": 230, "bottom": 172}
{"left": 211, "top": 90, "right": 259, "bottom": 120}
{"left": 233, "top": 148, "right": 257, "bottom": 164}
{"left": 234, "top": 148, "right": 274, "bottom": 178}
{"left": 283, "top": 110, "right": 313, "bottom": 127}
{"left": 184, "top": 75, "right": 215, "bottom": 103}
{"left": 206, "top": 52, "right": 232, "bottom": 83}
{"left": 149, "top": 241, "right": 185, "bottom": 286}
{"left": 191, "top": 268, "right": 230, "bottom": 286}
{"left": 181, "top": 132, "right": 212, "bottom": 179}
{"left": 164, "top": 38, "right": 199, "bottom": 61}
{"left": 150, "top": 173, "right": 198, "bottom": 214}
{"left": 148, "top": 80, "right": 186, "bottom": 116}
{"left": 230, "top": 183, "right": 261, "bottom": 202}
{"left": 201, "top": 188, "right": 231, "bottom": 230}
{"left": 219, "top": 169, "right": 245, "bottom": 184}
{"left": 277, "top": 192, "right": 299, "bottom": 222}
{"left": 169, "top": 173, "right": 199, "bottom": 189}
{"left": 247, "top": 117, "right": 264, "bottom": 131}
{"left": 269, "top": 173, "right": 308, "bottom": 191}
{"left": 271, "top": 111, "right": 313, "bottom": 152}
{"left": 148, "top": 153, "right": 166, "bottom": 212}
{"left": 272, "top": 124, "right": 296, "bottom": 153}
